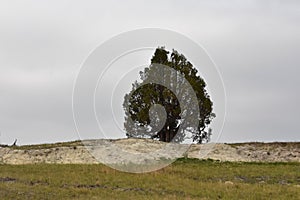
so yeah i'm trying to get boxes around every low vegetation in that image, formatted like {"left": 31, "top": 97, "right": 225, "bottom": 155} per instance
{"left": 227, "top": 142, "right": 300, "bottom": 149}
{"left": 0, "top": 140, "right": 83, "bottom": 150}
{"left": 0, "top": 158, "right": 299, "bottom": 199}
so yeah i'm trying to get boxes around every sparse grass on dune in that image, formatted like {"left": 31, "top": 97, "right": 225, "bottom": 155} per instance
{"left": 0, "top": 159, "right": 299, "bottom": 199}
{"left": 227, "top": 142, "right": 300, "bottom": 149}
{"left": 3, "top": 140, "right": 299, "bottom": 150}
{"left": 0, "top": 140, "right": 84, "bottom": 150}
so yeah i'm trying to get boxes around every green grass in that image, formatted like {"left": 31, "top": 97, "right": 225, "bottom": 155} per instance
{"left": 0, "top": 159, "right": 299, "bottom": 199}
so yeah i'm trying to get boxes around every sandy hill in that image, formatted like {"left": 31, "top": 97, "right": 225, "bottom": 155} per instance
{"left": 0, "top": 139, "right": 299, "bottom": 165}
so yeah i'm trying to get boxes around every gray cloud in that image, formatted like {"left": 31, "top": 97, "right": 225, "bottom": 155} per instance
{"left": 0, "top": 0, "right": 299, "bottom": 144}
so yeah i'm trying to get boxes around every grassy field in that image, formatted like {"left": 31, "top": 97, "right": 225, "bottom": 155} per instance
{"left": 0, "top": 158, "right": 299, "bottom": 199}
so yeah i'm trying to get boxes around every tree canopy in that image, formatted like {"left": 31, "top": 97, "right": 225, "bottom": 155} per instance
{"left": 123, "top": 47, "right": 215, "bottom": 143}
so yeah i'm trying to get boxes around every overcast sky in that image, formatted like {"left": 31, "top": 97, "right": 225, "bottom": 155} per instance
{"left": 0, "top": 0, "right": 299, "bottom": 145}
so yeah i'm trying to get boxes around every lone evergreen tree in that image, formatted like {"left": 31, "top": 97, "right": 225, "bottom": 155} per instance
{"left": 123, "top": 47, "right": 215, "bottom": 143}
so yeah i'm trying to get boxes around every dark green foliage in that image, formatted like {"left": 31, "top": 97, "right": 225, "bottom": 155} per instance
{"left": 123, "top": 47, "right": 215, "bottom": 143}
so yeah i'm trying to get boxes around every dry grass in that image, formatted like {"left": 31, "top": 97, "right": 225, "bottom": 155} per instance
{"left": 0, "top": 140, "right": 83, "bottom": 150}
{"left": 227, "top": 142, "right": 300, "bottom": 148}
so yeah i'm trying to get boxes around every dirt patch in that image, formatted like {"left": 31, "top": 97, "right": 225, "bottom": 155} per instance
{"left": 0, "top": 177, "right": 17, "bottom": 182}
